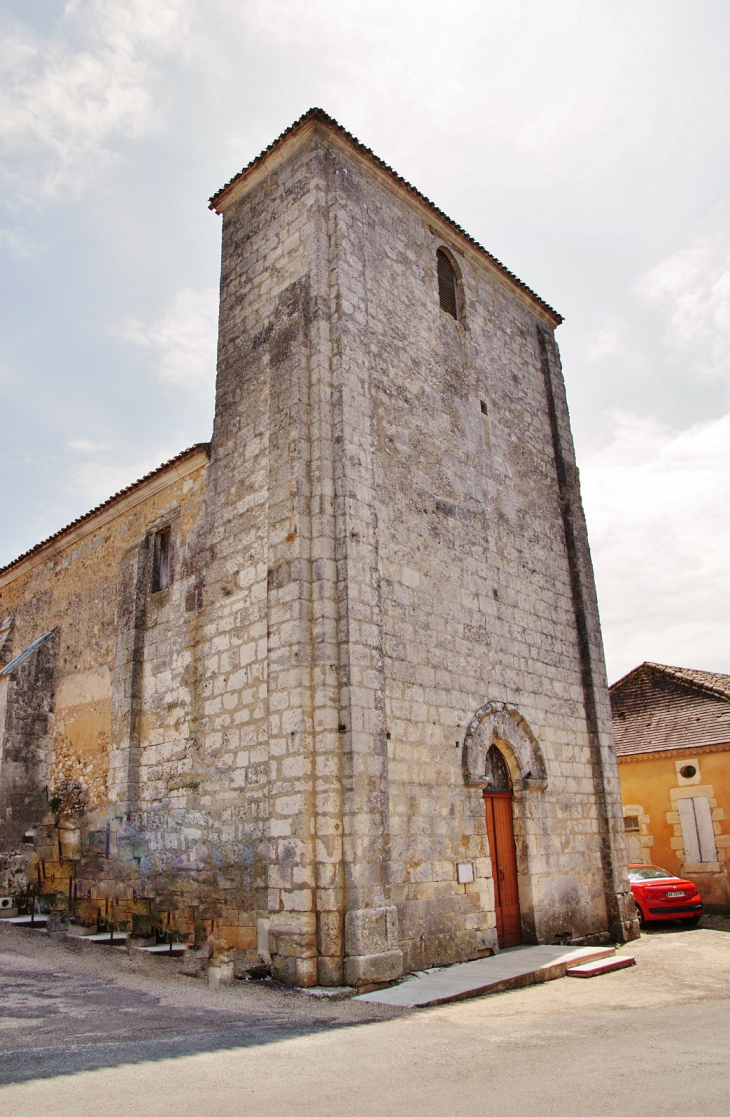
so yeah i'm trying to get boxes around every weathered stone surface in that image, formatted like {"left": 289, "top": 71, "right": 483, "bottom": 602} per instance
{"left": 344, "top": 950, "right": 404, "bottom": 987}
{"left": 344, "top": 906, "right": 399, "bottom": 957}
{"left": 317, "top": 955, "right": 344, "bottom": 987}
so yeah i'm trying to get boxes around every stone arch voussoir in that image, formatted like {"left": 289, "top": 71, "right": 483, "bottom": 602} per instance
{"left": 463, "top": 702, "right": 547, "bottom": 791}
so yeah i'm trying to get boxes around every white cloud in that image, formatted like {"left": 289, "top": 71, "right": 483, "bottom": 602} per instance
{"left": 228, "top": 0, "right": 633, "bottom": 167}
{"left": 579, "top": 409, "right": 730, "bottom": 682}
{"left": 118, "top": 287, "right": 218, "bottom": 393}
{"left": 66, "top": 437, "right": 109, "bottom": 452}
{"left": 64, "top": 442, "right": 191, "bottom": 507}
{"left": 637, "top": 233, "right": 730, "bottom": 380}
{"left": 0, "top": 226, "right": 44, "bottom": 258}
{"left": 585, "top": 325, "right": 620, "bottom": 362}
{"left": 227, "top": 0, "right": 479, "bottom": 144}
{"left": 0, "top": 0, "right": 196, "bottom": 196}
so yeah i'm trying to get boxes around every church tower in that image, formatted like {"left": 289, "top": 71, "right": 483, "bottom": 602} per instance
{"left": 198, "top": 109, "right": 636, "bottom": 983}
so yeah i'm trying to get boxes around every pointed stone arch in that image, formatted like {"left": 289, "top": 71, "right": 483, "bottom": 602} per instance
{"left": 463, "top": 702, "right": 547, "bottom": 791}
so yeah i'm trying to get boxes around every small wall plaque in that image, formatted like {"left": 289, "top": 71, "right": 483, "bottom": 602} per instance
{"left": 457, "top": 861, "right": 475, "bottom": 884}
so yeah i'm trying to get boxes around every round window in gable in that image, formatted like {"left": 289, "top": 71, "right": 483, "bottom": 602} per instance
{"left": 679, "top": 764, "right": 697, "bottom": 779}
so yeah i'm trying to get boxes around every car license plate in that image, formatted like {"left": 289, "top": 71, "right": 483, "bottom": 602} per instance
{"left": 666, "top": 891, "right": 685, "bottom": 898}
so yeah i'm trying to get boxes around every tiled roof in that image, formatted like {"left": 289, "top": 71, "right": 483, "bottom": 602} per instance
{"left": 209, "top": 108, "right": 562, "bottom": 327}
{"left": 648, "top": 663, "right": 730, "bottom": 702}
{"left": 610, "top": 662, "right": 730, "bottom": 757}
{"left": 0, "top": 443, "right": 210, "bottom": 578}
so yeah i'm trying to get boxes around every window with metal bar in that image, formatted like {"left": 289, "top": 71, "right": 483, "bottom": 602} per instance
{"left": 437, "top": 249, "right": 459, "bottom": 319}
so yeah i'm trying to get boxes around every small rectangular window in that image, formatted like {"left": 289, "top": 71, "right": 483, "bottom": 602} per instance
{"left": 152, "top": 528, "right": 171, "bottom": 592}
{"left": 623, "top": 815, "right": 640, "bottom": 832}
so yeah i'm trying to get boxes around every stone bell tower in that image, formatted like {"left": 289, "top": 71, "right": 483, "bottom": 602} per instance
{"left": 199, "top": 109, "right": 635, "bottom": 985}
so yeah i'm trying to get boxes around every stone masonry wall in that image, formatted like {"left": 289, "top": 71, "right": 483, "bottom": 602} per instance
{"left": 310, "top": 134, "right": 635, "bottom": 962}
{"left": 0, "top": 454, "right": 209, "bottom": 926}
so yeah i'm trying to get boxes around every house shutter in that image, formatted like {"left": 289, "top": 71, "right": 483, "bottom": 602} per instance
{"left": 626, "top": 833, "right": 643, "bottom": 863}
{"left": 678, "top": 798, "right": 701, "bottom": 863}
{"left": 693, "top": 797, "right": 717, "bottom": 862}
{"left": 678, "top": 796, "right": 717, "bottom": 863}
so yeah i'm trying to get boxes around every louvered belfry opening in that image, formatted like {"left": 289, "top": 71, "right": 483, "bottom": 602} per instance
{"left": 437, "top": 248, "right": 459, "bottom": 319}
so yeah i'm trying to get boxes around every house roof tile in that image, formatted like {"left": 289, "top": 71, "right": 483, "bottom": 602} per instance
{"left": 610, "top": 662, "right": 730, "bottom": 757}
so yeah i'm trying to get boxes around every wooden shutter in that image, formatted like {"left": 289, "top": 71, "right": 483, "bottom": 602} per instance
{"left": 693, "top": 797, "right": 717, "bottom": 862}
{"left": 158, "top": 530, "right": 170, "bottom": 590}
{"left": 626, "top": 833, "right": 643, "bottom": 863}
{"left": 152, "top": 527, "right": 171, "bottom": 592}
{"left": 678, "top": 798, "right": 701, "bottom": 863}
{"left": 437, "top": 249, "right": 458, "bottom": 319}
{"left": 678, "top": 796, "right": 716, "bottom": 863}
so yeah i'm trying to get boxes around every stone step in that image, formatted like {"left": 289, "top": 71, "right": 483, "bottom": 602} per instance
{"left": 134, "top": 943, "right": 187, "bottom": 956}
{"left": 566, "top": 953, "right": 635, "bottom": 978}
{"left": 0, "top": 914, "right": 48, "bottom": 925}
{"left": 66, "top": 931, "right": 128, "bottom": 944}
{"left": 355, "top": 944, "right": 619, "bottom": 1008}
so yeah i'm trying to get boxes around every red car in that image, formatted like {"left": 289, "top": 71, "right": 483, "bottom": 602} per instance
{"left": 629, "top": 864, "right": 703, "bottom": 928}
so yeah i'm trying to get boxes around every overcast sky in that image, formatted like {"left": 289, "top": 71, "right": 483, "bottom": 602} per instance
{"left": 1, "top": 0, "right": 729, "bottom": 683}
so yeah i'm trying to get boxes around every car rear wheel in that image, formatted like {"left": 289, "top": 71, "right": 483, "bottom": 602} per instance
{"left": 681, "top": 914, "right": 702, "bottom": 929}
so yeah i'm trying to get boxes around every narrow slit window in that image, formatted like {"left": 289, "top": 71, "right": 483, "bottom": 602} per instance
{"left": 152, "top": 528, "right": 171, "bottom": 592}
{"left": 437, "top": 249, "right": 459, "bottom": 319}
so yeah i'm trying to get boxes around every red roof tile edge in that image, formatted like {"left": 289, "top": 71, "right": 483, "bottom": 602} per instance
{"left": 209, "top": 108, "right": 563, "bottom": 327}
{"left": 610, "top": 661, "right": 730, "bottom": 705}
{"left": 0, "top": 443, "right": 211, "bottom": 578}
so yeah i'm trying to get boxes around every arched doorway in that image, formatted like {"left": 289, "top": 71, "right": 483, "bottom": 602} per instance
{"left": 483, "top": 745, "right": 522, "bottom": 948}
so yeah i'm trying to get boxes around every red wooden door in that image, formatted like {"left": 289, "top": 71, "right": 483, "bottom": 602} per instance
{"left": 484, "top": 792, "right": 522, "bottom": 948}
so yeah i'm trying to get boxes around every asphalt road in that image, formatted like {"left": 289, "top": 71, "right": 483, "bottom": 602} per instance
{"left": 1, "top": 921, "right": 729, "bottom": 1117}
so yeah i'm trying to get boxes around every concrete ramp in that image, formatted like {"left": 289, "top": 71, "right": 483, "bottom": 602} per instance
{"left": 355, "top": 944, "right": 619, "bottom": 1008}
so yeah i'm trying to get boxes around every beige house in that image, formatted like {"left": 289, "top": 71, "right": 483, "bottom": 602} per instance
{"left": 612, "top": 662, "right": 730, "bottom": 909}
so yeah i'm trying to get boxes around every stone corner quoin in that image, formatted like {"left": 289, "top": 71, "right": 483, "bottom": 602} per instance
{"left": 0, "top": 112, "right": 638, "bottom": 990}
